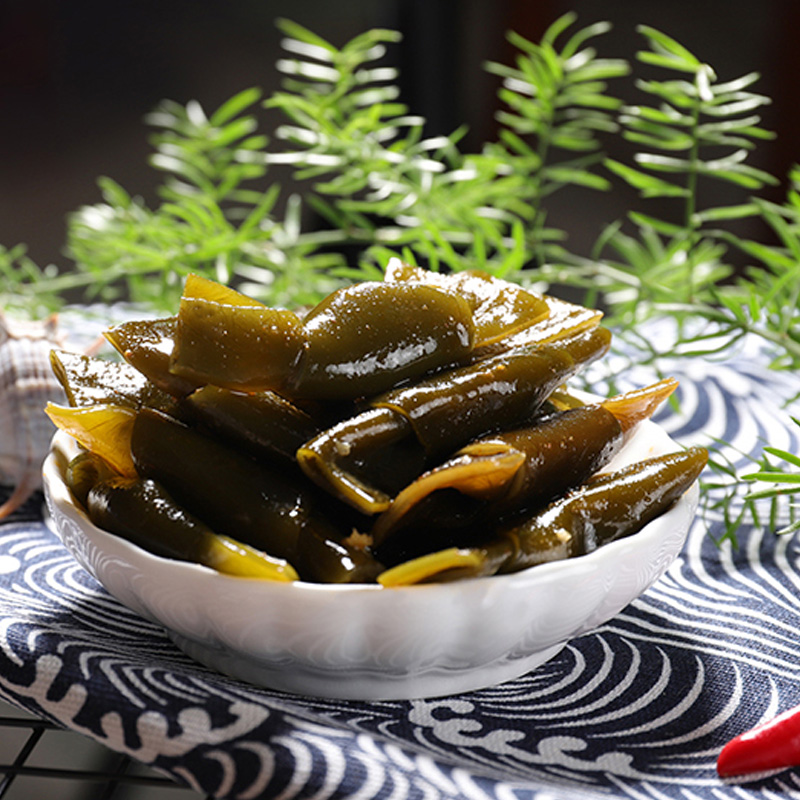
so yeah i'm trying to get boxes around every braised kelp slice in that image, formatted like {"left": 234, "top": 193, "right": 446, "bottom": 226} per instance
{"left": 377, "top": 446, "right": 708, "bottom": 585}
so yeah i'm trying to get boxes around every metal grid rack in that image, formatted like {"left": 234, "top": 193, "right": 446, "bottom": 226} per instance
{"left": 0, "top": 700, "right": 211, "bottom": 800}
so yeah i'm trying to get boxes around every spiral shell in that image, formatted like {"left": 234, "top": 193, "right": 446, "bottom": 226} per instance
{"left": 0, "top": 312, "right": 66, "bottom": 518}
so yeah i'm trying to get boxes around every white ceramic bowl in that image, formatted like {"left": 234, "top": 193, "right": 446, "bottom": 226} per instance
{"left": 43, "top": 418, "right": 699, "bottom": 701}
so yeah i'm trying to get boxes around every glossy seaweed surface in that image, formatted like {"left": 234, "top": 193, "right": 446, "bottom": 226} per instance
{"left": 45, "top": 262, "right": 707, "bottom": 585}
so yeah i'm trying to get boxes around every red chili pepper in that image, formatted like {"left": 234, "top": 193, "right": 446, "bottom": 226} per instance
{"left": 717, "top": 703, "right": 800, "bottom": 777}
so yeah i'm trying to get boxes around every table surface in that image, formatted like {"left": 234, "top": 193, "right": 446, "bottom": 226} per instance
{"left": 1, "top": 325, "right": 799, "bottom": 800}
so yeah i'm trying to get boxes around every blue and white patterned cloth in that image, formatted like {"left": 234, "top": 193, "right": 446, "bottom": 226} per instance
{"left": 1, "top": 327, "right": 799, "bottom": 799}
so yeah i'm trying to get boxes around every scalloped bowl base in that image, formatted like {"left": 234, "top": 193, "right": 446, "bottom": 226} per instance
{"left": 170, "top": 631, "right": 567, "bottom": 700}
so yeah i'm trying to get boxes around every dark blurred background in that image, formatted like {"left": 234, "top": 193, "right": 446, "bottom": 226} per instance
{"left": 2, "top": 0, "right": 799, "bottom": 272}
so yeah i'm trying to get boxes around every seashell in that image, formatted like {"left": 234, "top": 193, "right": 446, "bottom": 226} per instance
{"left": 0, "top": 312, "right": 66, "bottom": 518}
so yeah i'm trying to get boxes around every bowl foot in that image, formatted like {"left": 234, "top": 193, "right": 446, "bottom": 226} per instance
{"left": 169, "top": 631, "right": 567, "bottom": 700}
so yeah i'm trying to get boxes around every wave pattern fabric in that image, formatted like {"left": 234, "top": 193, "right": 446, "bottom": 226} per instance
{"left": 1, "top": 330, "right": 800, "bottom": 799}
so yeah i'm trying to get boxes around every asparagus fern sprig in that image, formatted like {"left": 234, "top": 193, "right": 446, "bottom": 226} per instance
{"left": 742, "top": 417, "right": 800, "bottom": 536}
{"left": 592, "top": 26, "right": 778, "bottom": 322}
{"left": 1, "top": 15, "right": 797, "bottom": 369}
{"left": 265, "top": 14, "right": 627, "bottom": 277}
{"left": 609, "top": 25, "right": 776, "bottom": 235}
{"left": 531, "top": 22, "right": 800, "bottom": 377}
{"left": 0, "top": 244, "right": 66, "bottom": 317}
{"left": 63, "top": 86, "right": 350, "bottom": 311}
{"left": 484, "top": 13, "right": 629, "bottom": 266}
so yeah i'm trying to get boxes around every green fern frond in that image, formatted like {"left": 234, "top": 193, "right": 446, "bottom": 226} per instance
{"left": 265, "top": 15, "right": 627, "bottom": 277}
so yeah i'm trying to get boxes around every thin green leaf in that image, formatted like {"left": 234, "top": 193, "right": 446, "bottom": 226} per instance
{"left": 275, "top": 18, "right": 336, "bottom": 52}
{"left": 637, "top": 51, "right": 701, "bottom": 74}
{"left": 637, "top": 25, "right": 701, "bottom": 67}
{"left": 560, "top": 19, "right": 611, "bottom": 58}
{"left": 605, "top": 158, "right": 689, "bottom": 197}
{"left": 763, "top": 446, "right": 800, "bottom": 469}
{"left": 744, "top": 471, "right": 800, "bottom": 484}
{"left": 209, "top": 87, "right": 263, "bottom": 127}
{"left": 693, "top": 203, "right": 760, "bottom": 222}
{"left": 627, "top": 211, "right": 685, "bottom": 236}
